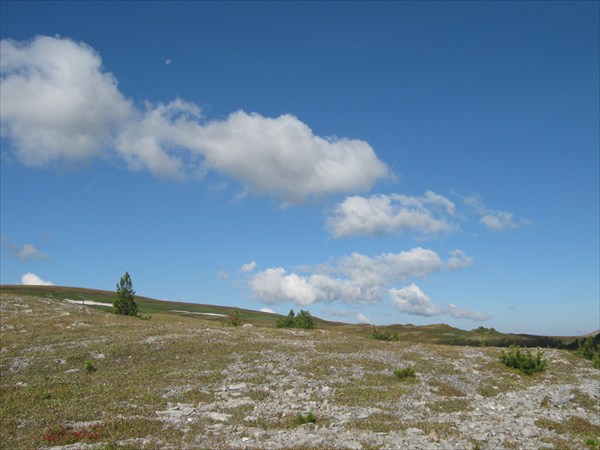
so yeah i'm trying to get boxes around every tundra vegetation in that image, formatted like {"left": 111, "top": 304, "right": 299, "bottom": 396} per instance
{"left": 1, "top": 286, "right": 599, "bottom": 449}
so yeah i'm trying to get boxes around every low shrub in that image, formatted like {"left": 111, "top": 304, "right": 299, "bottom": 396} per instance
{"left": 84, "top": 360, "right": 97, "bottom": 373}
{"left": 585, "top": 438, "right": 599, "bottom": 449}
{"left": 500, "top": 346, "right": 547, "bottom": 375}
{"left": 372, "top": 326, "right": 399, "bottom": 341}
{"left": 36, "top": 424, "right": 102, "bottom": 446}
{"left": 294, "top": 412, "right": 316, "bottom": 425}
{"left": 574, "top": 337, "right": 600, "bottom": 369}
{"left": 394, "top": 367, "right": 416, "bottom": 379}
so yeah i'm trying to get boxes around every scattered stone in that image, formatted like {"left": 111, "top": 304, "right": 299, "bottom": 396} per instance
{"left": 429, "top": 429, "right": 440, "bottom": 442}
{"left": 521, "top": 426, "right": 540, "bottom": 438}
{"left": 473, "top": 433, "right": 488, "bottom": 442}
{"left": 206, "top": 412, "right": 231, "bottom": 422}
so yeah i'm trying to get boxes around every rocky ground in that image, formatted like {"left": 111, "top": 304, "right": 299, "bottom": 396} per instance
{"left": 1, "top": 294, "right": 599, "bottom": 449}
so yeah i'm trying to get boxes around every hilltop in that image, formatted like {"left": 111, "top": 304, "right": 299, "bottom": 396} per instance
{"left": 0, "top": 285, "right": 592, "bottom": 348}
{"left": 1, "top": 287, "right": 599, "bottom": 449}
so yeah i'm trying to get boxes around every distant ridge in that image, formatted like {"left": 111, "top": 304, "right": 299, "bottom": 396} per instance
{"left": 1, "top": 284, "right": 595, "bottom": 347}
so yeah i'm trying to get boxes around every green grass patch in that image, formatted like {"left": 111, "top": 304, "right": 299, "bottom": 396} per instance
{"left": 294, "top": 412, "right": 316, "bottom": 426}
{"left": 393, "top": 367, "right": 416, "bottom": 380}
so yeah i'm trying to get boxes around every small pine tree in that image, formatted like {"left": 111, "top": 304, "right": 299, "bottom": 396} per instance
{"left": 295, "top": 309, "right": 315, "bottom": 330}
{"left": 227, "top": 307, "right": 241, "bottom": 327}
{"left": 113, "top": 272, "right": 138, "bottom": 316}
{"left": 276, "top": 309, "right": 315, "bottom": 329}
{"left": 277, "top": 309, "right": 296, "bottom": 328}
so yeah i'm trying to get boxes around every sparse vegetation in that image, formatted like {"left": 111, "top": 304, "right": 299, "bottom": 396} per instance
{"left": 113, "top": 272, "right": 138, "bottom": 316}
{"left": 393, "top": 367, "right": 416, "bottom": 379}
{"left": 276, "top": 309, "right": 315, "bottom": 329}
{"left": 500, "top": 345, "right": 547, "bottom": 375}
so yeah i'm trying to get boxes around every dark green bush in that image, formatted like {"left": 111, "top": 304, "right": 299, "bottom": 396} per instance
{"left": 500, "top": 346, "right": 547, "bottom": 375}
{"left": 277, "top": 309, "right": 314, "bottom": 329}
{"left": 294, "top": 310, "right": 315, "bottom": 330}
{"left": 574, "top": 337, "right": 600, "bottom": 369}
{"left": 294, "top": 412, "right": 316, "bottom": 425}
{"left": 393, "top": 367, "right": 416, "bottom": 379}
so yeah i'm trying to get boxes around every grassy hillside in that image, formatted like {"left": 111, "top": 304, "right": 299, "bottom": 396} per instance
{"left": 1, "top": 292, "right": 598, "bottom": 449}
{"left": 1, "top": 285, "right": 592, "bottom": 348}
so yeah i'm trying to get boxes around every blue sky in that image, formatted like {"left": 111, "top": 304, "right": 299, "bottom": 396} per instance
{"left": 1, "top": 1, "right": 598, "bottom": 335}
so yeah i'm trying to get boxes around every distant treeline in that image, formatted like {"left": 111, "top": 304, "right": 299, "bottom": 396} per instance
{"left": 440, "top": 332, "right": 600, "bottom": 349}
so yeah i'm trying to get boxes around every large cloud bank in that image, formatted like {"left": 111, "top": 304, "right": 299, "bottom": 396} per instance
{"left": 249, "top": 247, "right": 487, "bottom": 321}
{"left": 1, "top": 36, "right": 388, "bottom": 203}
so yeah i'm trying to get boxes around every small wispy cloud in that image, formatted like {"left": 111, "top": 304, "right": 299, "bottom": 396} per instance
{"left": 241, "top": 261, "right": 256, "bottom": 272}
{"left": 447, "top": 250, "right": 473, "bottom": 271}
{"left": 480, "top": 212, "right": 518, "bottom": 231}
{"left": 357, "top": 313, "right": 372, "bottom": 324}
{"left": 217, "top": 270, "right": 229, "bottom": 282}
{"left": 21, "top": 272, "right": 54, "bottom": 286}
{"left": 165, "top": 59, "right": 172, "bottom": 65}
{"left": 2, "top": 238, "right": 49, "bottom": 261}
{"left": 464, "top": 193, "right": 529, "bottom": 232}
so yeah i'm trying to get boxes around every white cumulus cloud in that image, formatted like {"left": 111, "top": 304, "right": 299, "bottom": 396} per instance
{"left": 21, "top": 272, "right": 54, "bottom": 286}
{"left": 390, "top": 283, "right": 440, "bottom": 316}
{"left": 327, "top": 191, "right": 457, "bottom": 238}
{"left": 249, "top": 247, "right": 466, "bottom": 307}
{"left": 390, "top": 283, "right": 487, "bottom": 321}
{"left": 259, "top": 307, "right": 275, "bottom": 314}
{"left": 0, "top": 36, "right": 132, "bottom": 167}
{"left": 1, "top": 36, "right": 389, "bottom": 203}
{"left": 241, "top": 261, "right": 257, "bottom": 272}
